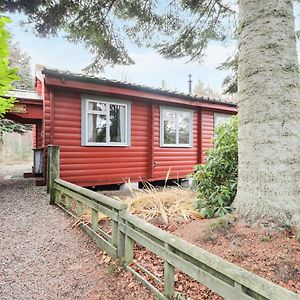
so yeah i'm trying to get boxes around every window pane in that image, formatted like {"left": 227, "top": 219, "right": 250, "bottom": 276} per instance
{"left": 164, "top": 119, "right": 176, "bottom": 144}
{"left": 88, "top": 114, "right": 106, "bottom": 143}
{"left": 163, "top": 109, "right": 176, "bottom": 144}
{"left": 110, "top": 104, "right": 126, "bottom": 143}
{"left": 164, "top": 110, "right": 176, "bottom": 120}
{"left": 88, "top": 101, "right": 106, "bottom": 112}
{"left": 178, "top": 111, "right": 190, "bottom": 144}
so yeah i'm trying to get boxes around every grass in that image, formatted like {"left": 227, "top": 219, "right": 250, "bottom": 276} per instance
{"left": 209, "top": 215, "right": 235, "bottom": 232}
{"left": 68, "top": 170, "right": 201, "bottom": 225}
{"left": 202, "top": 215, "right": 236, "bottom": 242}
{"left": 261, "top": 234, "right": 271, "bottom": 242}
{"left": 117, "top": 179, "right": 201, "bottom": 224}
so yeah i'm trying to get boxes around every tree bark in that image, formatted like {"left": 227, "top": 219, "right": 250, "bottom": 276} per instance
{"left": 233, "top": 0, "right": 300, "bottom": 225}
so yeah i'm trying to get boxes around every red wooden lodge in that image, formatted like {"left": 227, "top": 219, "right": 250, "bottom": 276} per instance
{"left": 5, "top": 66, "right": 237, "bottom": 187}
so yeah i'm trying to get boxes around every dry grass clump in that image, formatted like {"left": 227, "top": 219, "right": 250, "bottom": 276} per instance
{"left": 122, "top": 183, "right": 201, "bottom": 224}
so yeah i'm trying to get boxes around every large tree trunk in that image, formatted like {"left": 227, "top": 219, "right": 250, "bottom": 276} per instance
{"left": 233, "top": 0, "right": 300, "bottom": 225}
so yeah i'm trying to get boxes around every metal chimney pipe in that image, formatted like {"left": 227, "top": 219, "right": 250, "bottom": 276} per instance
{"left": 188, "top": 74, "right": 192, "bottom": 94}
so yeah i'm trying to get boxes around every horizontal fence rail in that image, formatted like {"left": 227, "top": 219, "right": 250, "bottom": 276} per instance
{"left": 47, "top": 145, "right": 300, "bottom": 300}
{"left": 53, "top": 178, "right": 126, "bottom": 257}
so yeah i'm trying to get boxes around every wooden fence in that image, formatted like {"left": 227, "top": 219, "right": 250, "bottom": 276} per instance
{"left": 47, "top": 145, "right": 300, "bottom": 300}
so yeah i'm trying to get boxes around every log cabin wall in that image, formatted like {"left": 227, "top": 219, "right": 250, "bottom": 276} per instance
{"left": 41, "top": 69, "right": 237, "bottom": 187}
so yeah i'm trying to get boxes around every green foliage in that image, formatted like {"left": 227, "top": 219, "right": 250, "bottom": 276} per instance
{"left": 193, "top": 116, "right": 238, "bottom": 218}
{"left": 261, "top": 234, "right": 271, "bottom": 242}
{"left": 0, "top": 119, "right": 31, "bottom": 134}
{"left": 0, "top": 39, "right": 34, "bottom": 136}
{"left": 0, "top": 17, "right": 19, "bottom": 117}
{"left": 202, "top": 215, "right": 235, "bottom": 242}
{"left": 296, "top": 227, "right": 300, "bottom": 242}
{"left": 217, "top": 53, "right": 238, "bottom": 95}
{"left": 2, "top": 1, "right": 236, "bottom": 73}
{"left": 209, "top": 215, "right": 235, "bottom": 232}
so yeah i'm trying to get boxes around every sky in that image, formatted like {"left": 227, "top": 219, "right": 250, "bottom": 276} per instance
{"left": 6, "top": 5, "right": 300, "bottom": 95}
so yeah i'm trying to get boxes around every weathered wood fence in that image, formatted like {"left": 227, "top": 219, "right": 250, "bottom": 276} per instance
{"left": 47, "top": 145, "right": 300, "bottom": 300}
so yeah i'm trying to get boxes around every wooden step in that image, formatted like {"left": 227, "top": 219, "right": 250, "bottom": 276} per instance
{"left": 35, "top": 177, "right": 45, "bottom": 186}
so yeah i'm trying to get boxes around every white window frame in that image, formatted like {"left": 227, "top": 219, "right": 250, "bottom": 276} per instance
{"left": 160, "top": 106, "right": 193, "bottom": 148}
{"left": 81, "top": 95, "right": 131, "bottom": 146}
{"left": 214, "top": 112, "right": 232, "bottom": 129}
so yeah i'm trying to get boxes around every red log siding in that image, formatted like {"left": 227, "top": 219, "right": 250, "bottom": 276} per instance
{"left": 32, "top": 122, "right": 43, "bottom": 149}
{"left": 51, "top": 91, "right": 150, "bottom": 186}
{"left": 152, "top": 104, "right": 199, "bottom": 180}
{"left": 200, "top": 110, "right": 214, "bottom": 163}
{"left": 42, "top": 83, "right": 234, "bottom": 187}
{"left": 36, "top": 122, "right": 43, "bottom": 148}
{"left": 42, "top": 85, "right": 51, "bottom": 180}
{"left": 32, "top": 125, "right": 36, "bottom": 148}
{"left": 43, "top": 87, "right": 51, "bottom": 147}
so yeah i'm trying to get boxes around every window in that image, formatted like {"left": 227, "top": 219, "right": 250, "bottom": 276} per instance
{"left": 160, "top": 107, "right": 193, "bottom": 147}
{"left": 81, "top": 96, "right": 131, "bottom": 146}
{"left": 214, "top": 113, "right": 232, "bottom": 128}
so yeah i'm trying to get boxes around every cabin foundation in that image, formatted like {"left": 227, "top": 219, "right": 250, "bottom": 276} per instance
{"left": 120, "top": 181, "right": 139, "bottom": 191}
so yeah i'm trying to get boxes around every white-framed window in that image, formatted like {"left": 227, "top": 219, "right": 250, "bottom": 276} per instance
{"left": 160, "top": 106, "right": 193, "bottom": 147}
{"left": 214, "top": 112, "right": 232, "bottom": 128}
{"left": 81, "top": 96, "right": 131, "bottom": 146}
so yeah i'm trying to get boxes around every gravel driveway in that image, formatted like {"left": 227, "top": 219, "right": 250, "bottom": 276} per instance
{"left": 0, "top": 166, "right": 152, "bottom": 300}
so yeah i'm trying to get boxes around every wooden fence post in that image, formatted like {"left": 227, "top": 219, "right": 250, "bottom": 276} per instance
{"left": 46, "top": 147, "right": 50, "bottom": 194}
{"left": 47, "top": 145, "right": 60, "bottom": 205}
{"left": 91, "top": 208, "right": 98, "bottom": 232}
{"left": 124, "top": 220, "right": 134, "bottom": 264}
{"left": 164, "top": 243, "right": 175, "bottom": 298}
{"left": 117, "top": 209, "right": 127, "bottom": 258}
{"left": 76, "top": 201, "right": 83, "bottom": 217}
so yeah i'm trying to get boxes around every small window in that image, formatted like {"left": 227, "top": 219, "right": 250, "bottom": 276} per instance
{"left": 160, "top": 106, "right": 193, "bottom": 147}
{"left": 81, "top": 96, "right": 131, "bottom": 146}
{"left": 214, "top": 113, "right": 231, "bottom": 129}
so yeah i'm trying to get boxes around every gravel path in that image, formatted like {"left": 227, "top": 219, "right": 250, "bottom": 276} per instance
{"left": 0, "top": 166, "right": 152, "bottom": 300}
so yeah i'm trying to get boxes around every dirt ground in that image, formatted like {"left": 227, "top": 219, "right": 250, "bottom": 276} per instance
{"left": 1, "top": 163, "right": 299, "bottom": 300}
{"left": 104, "top": 188, "right": 300, "bottom": 299}
{"left": 0, "top": 164, "right": 152, "bottom": 300}
{"left": 173, "top": 217, "right": 300, "bottom": 297}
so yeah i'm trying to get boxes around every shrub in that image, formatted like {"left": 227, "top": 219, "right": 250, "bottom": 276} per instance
{"left": 193, "top": 115, "right": 238, "bottom": 218}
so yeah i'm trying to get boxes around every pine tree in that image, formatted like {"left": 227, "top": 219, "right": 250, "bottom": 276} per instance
{"left": 9, "top": 41, "right": 34, "bottom": 90}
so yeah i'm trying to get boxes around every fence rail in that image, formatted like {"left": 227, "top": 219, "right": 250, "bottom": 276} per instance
{"left": 47, "top": 145, "right": 300, "bottom": 300}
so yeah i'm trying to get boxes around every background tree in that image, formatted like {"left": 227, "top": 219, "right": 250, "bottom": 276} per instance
{"left": 1, "top": 1, "right": 236, "bottom": 73}
{"left": 0, "top": 16, "right": 19, "bottom": 117}
{"left": 9, "top": 41, "right": 34, "bottom": 90}
{"left": 3, "top": 1, "right": 300, "bottom": 224}
{"left": 217, "top": 53, "right": 238, "bottom": 95}
{"left": 193, "top": 79, "right": 220, "bottom": 98}
{"left": 0, "top": 39, "right": 34, "bottom": 137}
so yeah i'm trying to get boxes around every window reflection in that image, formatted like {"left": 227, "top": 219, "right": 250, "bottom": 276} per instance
{"left": 88, "top": 114, "right": 106, "bottom": 143}
{"left": 110, "top": 104, "right": 126, "bottom": 142}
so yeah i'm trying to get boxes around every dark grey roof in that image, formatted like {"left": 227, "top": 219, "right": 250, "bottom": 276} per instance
{"left": 42, "top": 67, "right": 237, "bottom": 107}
